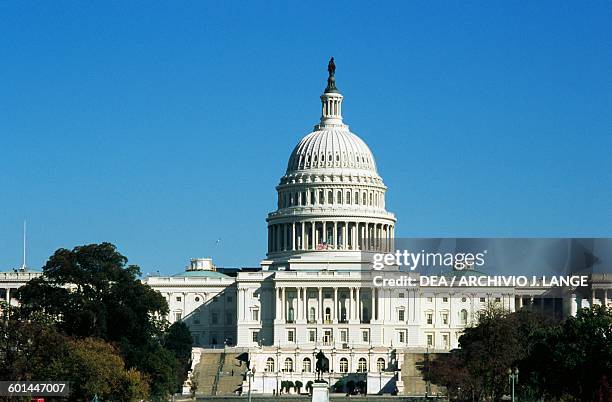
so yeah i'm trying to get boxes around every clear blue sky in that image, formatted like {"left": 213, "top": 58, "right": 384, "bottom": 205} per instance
{"left": 1, "top": 2, "right": 611, "bottom": 275}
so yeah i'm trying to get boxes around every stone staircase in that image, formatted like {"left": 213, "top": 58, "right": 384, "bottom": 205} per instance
{"left": 215, "top": 352, "right": 248, "bottom": 395}
{"left": 191, "top": 351, "right": 248, "bottom": 396}
{"left": 192, "top": 352, "right": 223, "bottom": 395}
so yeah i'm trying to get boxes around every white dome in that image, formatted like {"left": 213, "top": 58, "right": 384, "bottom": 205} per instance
{"left": 286, "top": 129, "right": 378, "bottom": 173}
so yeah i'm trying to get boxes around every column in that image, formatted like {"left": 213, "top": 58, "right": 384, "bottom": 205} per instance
{"left": 333, "top": 222, "right": 338, "bottom": 248}
{"left": 6, "top": 288, "right": 10, "bottom": 305}
{"left": 311, "top": 221, "right": 316, "bottom": 250}
{"left": 323, "top": 221, "right": 327, "bottom": 245}
{"left": 276, "top": 287, "right": 281, "bottom": 320}
{"left": 276, "top": 225, "right": 281, "bottom": 252}
{"left": 301, "top": 223, "right": 305, "bottom": 250}
{"left": 297, "top": 288, "right": 302, "bottom": 321}
{"left": 371, "top": 288, "right": 376, "bottom": 322}
{"left": 334, "top": 287, "right": 339, "bottom": 323}
{"left": 282, "top": 287, "right": 286, "bottom": 322}
{"left": 318, "top": 287, "right": 323, "bottom": 323}
{"left": 303, "top": 287, "right": 308, "bottom": 321}
{"left": 343, "top": 221, "right": 348, "bottom": 249}
{"left": 605, "top": 290, "right": 609, "bottom": 306}
{"left": 350, "top": 287, "right": 354, "bottom": 320}
{"left": 356, "top": 287, "right": 361, "bottom": 322}
{"left": 292, "top": 223, "right": 296, "bottom": 251}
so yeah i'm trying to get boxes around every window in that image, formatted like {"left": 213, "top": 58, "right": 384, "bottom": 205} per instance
{"left": 288, "top": 307, "right": 295, "bottom": 322}
{"left": 252, "top": 309, "right": 259, "bottom": 321}
{"left": 442, "top": 312, "right": 449, "bottom": 325}
{"left": 399, "top": 292, "right": 405, "bottom": 298}
{"left": 284, "top": 358, "right": 294, "bottom": 372}
{"left": 309, "top": 307, "right": 316, "bottom": 323}
{"left": 427, "top": 296, "right": 433, "bottom": 302}
{"left": 175, "top": 312, "right": 182, "bottom": 321}
{"left": 227, "top": 296, "right": 233, "bottom": 302}
{"left": 442, "top": 333, "right": 450, "bottom": 349}
{"left": 398, "top": 330, "right": 405, "bottom": 343}
{"left": 195, "top": 297, "right": 200, "bottom": 302}
{"left": 442, "top": 296, "right": 449, "bottom": 302}
{"left": 460, "top": 309, "right": 468, "bottom": 325}
{"left": 427, "top": 333, "right": 434, "bottom": 347}
{"left": 309, "top": 329, "right": 317, "bottom": 342}
{"left": 325, "top": 307, "right": 331, "bottom": 323}
{"left": 252, "top": 331, "right": 259, "bottom": 343}
{"left": 176, "top": 296, "right": 182, "bottom": 302}
{"left": 265, "top": 358, "right": 275, "bottom": 372}
{"left": 340, "top": 329, "right": 348, "bottom": 343}
{"left": 377, "top": 358, "right": 385, "bottom": 372}
{"left": 426, "top": 312, "right": 433, "bottom": 325}
{"left": 495, "top": 297, "right": 501, "bottom": 303}
{"left": 398, "top": 309, "right": 405, "bottom": 322}
{"left": 212, "top": 312, "right": 219, "bottom": 324}
{"left": 461, "top": 297, "right": 467, "bottom": 302}
{"left": 358, "top": 358, "right": 367, "bottom": 373}
{"left": 339, "top": 358, "right": 348, "bottom": 373}
{"left": 480, "top": 297, "right": 486, "bottom": 303}
{"left": 287, "top": 329, "right": 295, "bottom": 343}
{"left": 194, "top": 315, "right": 200, "bottom": 325}
{"left": 362, "top": 329, "right": 370, "bottom": 343}
{"left": 303, "top": 358, "right": 312, "bottom": 373}
{"left": 226, "top": 312, "right": 233, "bottom": 324}
{"left": 323, "top": 330, "right": 332, "bottom": 345}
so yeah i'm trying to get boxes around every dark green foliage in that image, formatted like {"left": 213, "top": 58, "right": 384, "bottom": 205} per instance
{"left": 428, "top": 305, "right": 612, "bottom": 402}
{"left": 14, "top": 243, "right": 187, "bottom": 400}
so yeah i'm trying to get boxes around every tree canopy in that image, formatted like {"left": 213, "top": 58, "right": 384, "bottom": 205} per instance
{"left": 11, "top": 242, "right": 189, "bottom": 400}
{"left": 427, "top": 305, "right": 612, "bottom": 402}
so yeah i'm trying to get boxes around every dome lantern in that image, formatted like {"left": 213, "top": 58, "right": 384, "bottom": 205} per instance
{"left": 318, "top": 57, "right": 344, "bottom": 129}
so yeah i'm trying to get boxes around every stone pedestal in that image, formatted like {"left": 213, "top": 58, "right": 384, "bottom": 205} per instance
{"left": 311, "top": 382, "right": 329, "bottom": 402}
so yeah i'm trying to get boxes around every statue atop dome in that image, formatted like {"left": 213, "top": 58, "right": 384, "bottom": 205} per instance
{"left": 327, "top": 57, "right": 336, "bottom": 77}
{"left": 325, "top": 57, "right": 339, "bottom": 93}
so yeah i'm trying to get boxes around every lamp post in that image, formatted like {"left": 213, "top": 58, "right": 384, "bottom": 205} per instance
{"left": 507, "top": 368, "right": 519, "bottom": 402}
{"left": 247, "top": 368, "right": 256, "bottom": 402}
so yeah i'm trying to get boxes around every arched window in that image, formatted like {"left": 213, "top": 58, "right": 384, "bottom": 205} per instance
{"left": 358, "top": 357, "right": 368, "bottom": 373}
{"left": 266, "top": 358, "right": 275, "bottom": 372}
{"left": 337, "top": 190, "right": 342, "bottom": 204}
{"left": 377, "top": 358, "right": 385, "bottom": 372}
{"left": 346, "top": 191, "right": 351, "bottom": 204}
{"left": 362, "top": 192, "right": 367, "bottom": 205}
{"left": 328, "top": 190, "right": 333, "bottom": 204}
{"left": 339, "top": 358, "right": 348, "bottom": 373}
{"left": 301, "top": 191, "right": 306, "bottom": 206}
{"left": 309, "top": 307, "right": 316, "bottom": 323}
{"left": 303, "top": 358, "right": 312, "bottom": 373}
{"left": 460, "top": 309, "right": 468, "bottom": 325}
{"left": 284, "top": 357, "right": 294, "bottom": 372}
{"left": 325, "top": 307, "right": 331, "bottom": 323}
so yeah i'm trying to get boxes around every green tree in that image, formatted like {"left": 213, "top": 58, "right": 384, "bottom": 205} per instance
{"left": 427, "top": 307, "right": 551, "bottom": 401}
{"left": 0, "top": 315, "right": 148, "bottom": 401}
{"left": 16, "top": 243, "right": 179, "bottom": 399}
{"left": 540, "top": 305, "right": 612, "bottom": 401}
{"left": 164, "top": 321, "right": 193, "bottom": 385}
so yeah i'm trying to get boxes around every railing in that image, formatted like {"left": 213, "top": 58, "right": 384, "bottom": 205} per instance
{"left": 212, "top": 351, "right": 225, "bottom": 396}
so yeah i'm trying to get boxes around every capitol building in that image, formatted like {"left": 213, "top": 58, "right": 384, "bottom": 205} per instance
{"left": 2, "top": 61, "right": 611, "bottom": 396}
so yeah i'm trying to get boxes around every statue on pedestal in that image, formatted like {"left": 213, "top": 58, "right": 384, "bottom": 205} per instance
{"left": 315, "top": 350, "right": 330, "bottom": 382}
